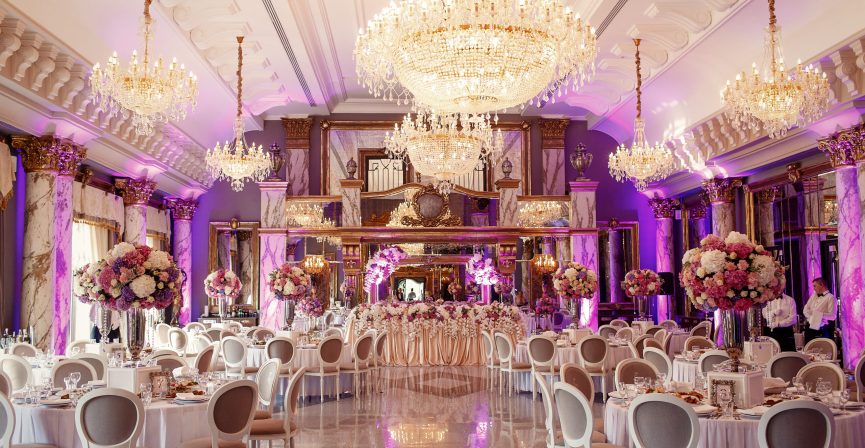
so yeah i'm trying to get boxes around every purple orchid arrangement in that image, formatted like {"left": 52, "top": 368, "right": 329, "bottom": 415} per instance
{"left": 364, "top": 246, "right": 408, "bottom": 292}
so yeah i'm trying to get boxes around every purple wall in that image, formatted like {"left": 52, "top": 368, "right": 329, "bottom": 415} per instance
{"left": 0, "top": 156, "right": 24, "bottom": 330}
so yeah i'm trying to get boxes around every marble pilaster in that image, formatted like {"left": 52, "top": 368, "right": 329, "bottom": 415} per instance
{"left": 282, "top": 118, "right": 312, "bottom": 196}
{"left": 801, "top": 180, "right": 826, "bottom": 287}
{"left": 607, "top": 224, "right": 625, "bottom": 304}
{"left": 648, "top": 195, "right": 679, "bottom": 321}
{"left": 115, "top": 177, "right": 155, "bottom": 245}
{"left": 259, "top": 234, "right": 287, "bottom": 330}
{"left": 702, "top": 177, "right": 741, "bottom": 239}
{"left": 568, "top": 181, "right": 598, "bottom": 228}
{"left": 340, "top": 179, "right": 363, "bottom": 227}
{"left": 217, "top": 232, "right": 233, "bottom": 270}
{"left": 756, "top": 188, "right": 779, "bottom": 247}
{"left": 688, "top": 202, "right": 709, "bottom": 247}
{"left": 568, "top": 180, "right": 599, "bottom": 330}
{"left": 540, "top": 119, "right": 569, "bottom": 195}
{"left": 259, "top": 182, "right": 288, "bottom": 228}
{"left": 495, "top": 178, "right": 520, "bottom": 227}
{"left": 166, "top": 198, "right": 196, "bottom": 325}
{"left": 238, "top": 232, "right": 253, "bottom": 305}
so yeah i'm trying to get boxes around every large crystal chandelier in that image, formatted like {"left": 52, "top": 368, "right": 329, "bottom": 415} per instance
{"left": 355, "top": 0, "right": 597, "bottom": 113}
{"left": 287, "top": 203, "right": 340, "bottom": 246}
{"left": 90, "top": 0, "right": 198, "bottom": 136}
{"left": 385, "top": 111, "right": 503, "bottom": 194}
{"left": 721, "top": 0, "right": 829, "bottom": 139}
{"left": 205, "top": 37, "right": 271, "bottom": 192}
{"left": 518, "top": 201, "right": 567, "bottom": 227}
{"left": 608, "top": 39, "right": 675, "bottom": 191}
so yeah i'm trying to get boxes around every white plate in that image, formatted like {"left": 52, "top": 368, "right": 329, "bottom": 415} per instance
{"left": 40, "top": 399, "right": 71, "bottom": 407}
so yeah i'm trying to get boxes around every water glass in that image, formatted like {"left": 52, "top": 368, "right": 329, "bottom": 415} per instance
{"left": 792, "top": 377, "right": 805, "bottom": 395}
{"left": 717, "top": 388, "right": 733, "bottom": 418}
{"left": 140, "top": 383, "right": 153, "bottom": 407}
{"left": 63, "top": 376, "right": 73, "bottom": 391}
{"left": 70, "top": 372, "right": 82, "bottom": 390}
{"left": 840, "top": 389, "right": 850, "bottom": 412}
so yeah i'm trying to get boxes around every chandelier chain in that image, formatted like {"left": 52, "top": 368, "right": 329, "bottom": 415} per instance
{"left": 142, "top": 0, "right": 152, "bottom": 66}
{"left": 236, "top": 36, "right": 243, "bottom": 130}
{"left": 634, "top": 38, "right": 642, "bottom": 120}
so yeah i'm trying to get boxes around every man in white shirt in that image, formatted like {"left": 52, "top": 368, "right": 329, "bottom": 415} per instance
{"left": 762, "top": 293, "right": 797, "bottom": 351}
{"left": 89, "top": 304, "right": 121, "bottom": 342}
{"left": 803, "top": 277, "right": 837, "bottom": 342}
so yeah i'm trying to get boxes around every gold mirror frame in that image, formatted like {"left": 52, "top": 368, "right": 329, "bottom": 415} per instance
{"left": 208, "top": 221, "right": 260, "bottom": 311}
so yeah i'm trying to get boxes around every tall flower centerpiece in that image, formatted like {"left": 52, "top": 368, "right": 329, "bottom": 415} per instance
{"left": 81, "top": 243, "right": 181, "bottom": 359}
{"left": 297, "top": 296, "right": 325, "bottom": 330}
{"left": 622, "top": 269, "right": 662, "bottom": 320}
{"left": 73, "top": 263, "right": 113, "bottom": 344}
{"left": 679, "top": 232, "right": 786, "bottom": 350}
{"left": 553, "top": 262, "right": 599, "bottom": 329}
{"left": 533, "top": 295, "right": 557, "bottom": 333}
{"left": 267, "top": 263, "right": 312, "bottom": 329}
{"left": 363, "top": 246, "right": 408, "bottom": 295}
{"left": 204, "top": 269, "right": 242, "bottom": 318}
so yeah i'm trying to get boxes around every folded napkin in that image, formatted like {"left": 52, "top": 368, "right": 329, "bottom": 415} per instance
{"left": 763, "top": 377, "right": 788, "bottom": 389}
{"left": 669, "top": 381, "right": 693, "bottom": 393}
{"left": 175, "top": 393, "right": 203, "bottom": 401}
{"left": 173, "top": 366, "right": 192, "bottom": 377}
{"left": 740, "top": 405, "right": 770, "bottom": 416}
{"left": 693, "top": 404, "right": 716, "bottom": 414}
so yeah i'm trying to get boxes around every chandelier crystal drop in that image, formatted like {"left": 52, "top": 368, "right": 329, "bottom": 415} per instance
{"left": 355, "top": 0, "right": 598, "bottom": 114}
{"left": 90, "top": 0, "right": 198, "bottom": 136}
{"left": 721, "top": 0, "right": 830, "bottom": 139}
{"left": 385, "top": 111, "right": 504, "bottom": 194}
{"left": 608, "top": 39, "right": 676, "bottom": 191}
{"left": 205, "top": 36, "right": 271, "bottom": 192}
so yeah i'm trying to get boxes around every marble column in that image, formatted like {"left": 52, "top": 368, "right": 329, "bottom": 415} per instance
{"left": 340, "top": 179, "right": 363, "bottom": 227}
{"left": 801, "top": 179, "right": 826, "bottom": 287}
{"left": 53, "top": 142, "right": 86, "bottom": 354}
{"left": 12, "top": 136, "right": 65, "bottom": 349}
{"left": 238, "top": 232, "right": 253, "bottom": 304}
{"left": 648, "top": 195, "right": 680, "bottom": 322}
{"left": 607, "top": 220, "right": 625, "bottom": 304}
{"left": 495, "top": 178, "right": 520, "bottom": 227}
{"left": 217, "top": 232, "right": 233, "bottom": 270}
{"left": 540, "top": 119, "right": 569, "bottom": 195}
{"left": 258, "top": 181, "right": 288, "bottom": 328}
{"left": 166, "top": 198, "right": 196, "bottom": 325}
{"left": 688, "top": 201, "right": 710, "bottom": 247}
{"left": 115, "top": 177, "right": 156, "bottom": 245}
{"left": 702, "top": 177, "right": 741, "bottom": 344}
{"left": 757, "top": 188, "right": 779, "bottom": 247}
{"left": 281, "top": 118, "right": 312, "bottom": 196}
{"left": 569, "top": 180, "right": 599, "bottom": 330}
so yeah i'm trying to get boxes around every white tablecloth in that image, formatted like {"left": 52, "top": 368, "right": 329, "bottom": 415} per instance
{"left": 671, "top": 358, "right": 699, "bottom": 384}
{"left": 13, "top": 399, "right": 209, "bottom": 448}
{"left": 603, "top": 399, "right": 865, "bottom": 448}
{"left": 246, "top": 346, "right": 354, "bottom": 399}
{"left": 513, "top": 343, "right": 632, "bottom": 392}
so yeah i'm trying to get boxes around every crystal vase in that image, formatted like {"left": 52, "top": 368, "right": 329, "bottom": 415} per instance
{"left": 720, "top": 308, "right": 747, "bottom": 351}
{"left": 283, "top": 299, "right": 295, "bottom": 330}
{"left": 217, "top": 297, "right": 227, "bottom": 319}
{"left": 567, "top": 298, "right": 579, "bottom": 329}
{"left": 124, "top": 307, "right": 146, "bottom": 360}
{"left": 636, "top": 296, "right": 648, "bottom": 320}
{"left": 97, "top": 303, "right": 110, "bottom": 344}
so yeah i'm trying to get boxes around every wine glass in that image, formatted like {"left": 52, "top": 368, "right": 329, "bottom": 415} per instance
{"left": 792, "top": 376, "right": 804, "bottom": 396}
{"left": 840, "top": 389, "right": 850, "bottom": 413}
{"left": 717, "top": 388, "right": 733, "bottom": 418}
{"left": 816, "top": 379, "right": 831, "bottom": 402}
{"left": 624, "top": 384, "right": 637, "bottom": 405}
{"left": 70, "top": 371, "right": 82, "bottom": 390}
{"left": 140, "top": 383, "right": 153, "bottom": 407}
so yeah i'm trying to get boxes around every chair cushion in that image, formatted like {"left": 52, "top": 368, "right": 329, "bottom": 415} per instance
{"left": 584, "top": 365, "right": 605, "bottom": 374}
{"left": 178, "top": 438, "right": 246, "bottom": 448}
{"left": 250, "top": 418, "right": 288, "bottom": 436}
{"left": 254, "top": 409, "right": 271, "bottom": 420}
{"left": 594, "top": 417, "right": 604, "bottom": 432}
{"left": 534, "top": 365, "right": 561, "bottom": 374}
{"left": 593, "top": 444, "right": 625, "bottom": 448}
{"left": 307, "top": 365, "right": 340, "bottom": 374}
{"left": 340, "top": 361, "right": 368, "bottom": 371}
{"left": 592, "top": 430, "right": 607, "bottom": 443}
{"left": 504, "top": 362, "right": 532, "bottom": 370}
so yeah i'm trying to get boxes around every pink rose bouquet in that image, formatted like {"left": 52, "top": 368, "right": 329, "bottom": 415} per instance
{"left": 73, "top": 262, "right": 112, "bottom": 305}
{"left": 296, "top": 296, "right": 324, "bottom": 318}
{"left": 204, "top": 269, "right": 242, "bottom": 302}
{"left": 552, "top": 261, "right": 598, "bottom": 300}
{"left": 447, "top": 282, "right": 463, "bottom": 298}
{"left": 534, "top": 295, "right": 556, "bottom": 316}
{"left": 267, "top": 263, "right": 311, "bottom": 301}
{"left": 622, "top": 269, "right": 662, "bottom": 297}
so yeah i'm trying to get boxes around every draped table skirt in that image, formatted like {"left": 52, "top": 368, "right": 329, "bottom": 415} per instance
{"left": 247, "top": 346, "right": 353, "bottom": 398}
{"left": 381, "top": 329, "right": 484, "bottom": 366}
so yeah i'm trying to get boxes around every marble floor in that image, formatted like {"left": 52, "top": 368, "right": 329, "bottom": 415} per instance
{"left": 283, "top": 366, "right": 592, "bottom": 448}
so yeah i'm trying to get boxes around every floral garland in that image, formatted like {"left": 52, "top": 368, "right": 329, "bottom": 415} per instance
{"left": 296, "top": 296, "right": 325, "bottom": 318}
{"left": 622, "top": 269, "right": 662, "bottom": 297}
{"left": 204, "top": 269, "right": 242, "bottom": 302}
{"left": 534, "top": 295, "right": 556, "bottom": 316}
{"left": 552, "top": 261, "right": 598, "bottom": 300}
{"left": 267, "top": 263, "right": 312, "bottom": 301}
{"left": 680, "top": 232, "right": 786, "bottom": 311}
{"left": 73, "top": 243, "right": 181, "bottom": 311}
{"left": 364, "top": 246, "right": 408, "bottom": 292}
{"left": 465, "top": 253, "right": 499, "bottom": 286}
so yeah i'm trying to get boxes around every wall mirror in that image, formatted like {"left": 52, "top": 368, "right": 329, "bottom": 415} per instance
{"left": 208, "top": 221, "right": 260, "bottom": 311}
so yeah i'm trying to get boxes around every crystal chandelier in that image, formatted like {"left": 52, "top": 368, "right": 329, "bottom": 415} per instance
{"left": 532, "top": 254, "right": 558, "bottom": 274}
{"left": 386, "top": 201, "right": 425, "bottom": 255}
{"left": 608, "top": 39, "right": 676, "bottom": 191}
{"left": 302, "top": 255, "right": 327, "bottom": 275}
{"left": 205, "top": 37, "right": 271, "bottom": 192}
{"left": 518, "top": 201, "right": 566, "bottom": 227}
{"left": 287, "top": 203, "right": 340, "bottom": 246}
{"left": 90, "top": 0, "right": 198, "bottom": 136}
{"left": 385, "top": 111, "right": 503, "bottom": 194}
{"left": 355, "top": 0, "right": 597, "bottom": 113}
{"left": 721, "top": 0, "right": 829, "bottom": 139}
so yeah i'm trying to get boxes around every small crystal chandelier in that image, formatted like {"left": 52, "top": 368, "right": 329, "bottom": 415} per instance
{"left": 532, "top": 254, "right": 558, "bottom": 275}
{"left": 608, "top": 39, "right": 676, "bottom": 191}
{"left": 302, "top": 255, "right": 327, "bottom": 275}
{"left": 518, "top": 201, "right": 567, "bottom": 227}
{"left": 90, "top": 0, "right": 198, "bottom": 136}
{"left": 205, "top": 37, "right": 271, "bottom": 192}
{"left": 721, "top": 0, "right": 829, "bottom": 139}
{"left": 385, "top": 111, "right": 503, "bottom": 194}
{"left": 287, "top": 203, "right": 340, "bottom": 246}
{"left": 355, "top": 0, "right": 597, "bottom": 113}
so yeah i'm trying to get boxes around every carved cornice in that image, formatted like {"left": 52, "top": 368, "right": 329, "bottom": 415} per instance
{"left": 702, "top": 177, "right": 742, "bottom": 204}
{"left": 11, "top": 135, "right": 76, "bottom": 173}
{"left": 281, "top": 117, "right": 313, "bottom": 150}
{"left": 165, "top": 198, "right": 198, "bottom": 221}
{"left": 540, "top": 118, "right": 569, "bottom": 149}
{"left": 647, "top": 194, "right": 680, "bottom": 219}
{"left": 115, "top": 177, "right": 156, "bottom": 206}
{"left": 817, "top": 122, "right": 865, "bottom": 168}
{"left": 757, "top": 186, "right": 781, "bottom": 203}
{"left": 57, "top": 143, "right": 86, "bottom": 177}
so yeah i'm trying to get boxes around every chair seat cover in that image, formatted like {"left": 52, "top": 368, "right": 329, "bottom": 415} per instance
{"left": 253, "top": 409, "right": 271, "bottom": 420}
{"left": 178, "top": 438, "right": 246, "bottom": 448}
{"left": 250, "top": 418, "right": 296, "bottom": 435}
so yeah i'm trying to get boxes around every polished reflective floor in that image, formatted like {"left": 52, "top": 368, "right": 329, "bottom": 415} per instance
{"left": 288, "top": 366, "right": 559, "bottom": 448}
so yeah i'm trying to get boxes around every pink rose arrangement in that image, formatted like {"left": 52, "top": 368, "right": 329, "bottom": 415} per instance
{"left": 296, "top": 296, "right": 324, "bottom": 318}
{"left": 552, "top": 261, "right": 598, "bottom": 300}
{"left": 679, "top": 232, "right": 786, "bottom": 311}
{"left": 447, "top": 282, "right": 463, "bottom": 298}
{"left": 204, "top": 269, "right": 242, "bottom": 302}
{"left": 465, "top": 281, "right": 481, "bottom": 298}
{"left": 534, "top": 295, "right": 557, "bottom": 316}
{"left": 622, "top": 269, "right": 662, "bottom": 297}
{"left": 364, "top": 246, "right": 408, "bottom": 292}
{"left": 73, "top": 242, "right": 181, "bottom": 311}
{"left": 466, "top": 254, "right": 499, "bottom": 286}
{"left": 493, "top": 274, "right": 513, "bottom": 295}
{"left": 267, "top": 263, "right": 311, "bottom": 301}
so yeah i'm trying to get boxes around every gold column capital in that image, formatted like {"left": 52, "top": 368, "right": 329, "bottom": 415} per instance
{"left": 701, "top": 177, "right": 742, "bottom": 204}
{"left": 281, "top": 117, "right": 313, "bottom": 150}
{"left": 165, "top": 198, "right": 198, "bottom": 220}
{"left": 115, "top": 177, "right": 156, "bottom": 206}
{"left": 11, "top": 135, "right": 78, "bottom": 173}
{"left": 647, "top": 194, "right": 680, "bottom": 219}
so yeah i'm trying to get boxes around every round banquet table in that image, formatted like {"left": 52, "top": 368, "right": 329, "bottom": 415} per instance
{"left": 13, "top": 399, "right": 209, "bottom": 448}
{"left": 247, "top": 345, "right": 353, "bottom": 399}
{"left": 671, "top": 358, "right": 699, "bottom": 384}
{"left": 513, "top": 341, "right": 632, "bottom": 392}
{"left": 603, "top": 398, "right": 865, "bottom": 448}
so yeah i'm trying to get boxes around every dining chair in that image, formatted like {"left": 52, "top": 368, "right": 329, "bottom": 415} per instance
{"left": 804, "top": 338, "right": 838, "bottom": 360}
{"left": 855, "top": 355, "right": 865, "bottom": 401}
{"left": 642, "top": 347, "right": 672, "bottom": 377}
{"left": 222, "top": 336, "right": 257, "bottom": 378}
{"left": 597, "top": 325, "right": 617, "bottom": 340}
{"left": 628, "top": 393, "right": 699, "bottom": 448}
{"left": 252, "top": 328, "right": 275, "bottom": 341}
{"left": 205, "top": 328, "right": 222, "bottom": 342}
{"left": 0, "top": 392, "right": 57, "bottom": 447}
{"left": 191, "top": 335, "right": 214, "bottom": 355}
{"left": 494, "top": 332, "right": 531, "bottom": 397}
{"left": 576, "top": 335, "right": 610, "bottom": 401}
{"left": 243, "top": 327, "right": 260, "bottom": 339}
{"left": 219, "top": 330, "right": 236, "bottom": 341}
{"left": 72, "top": 353, "right": 108, "bottom": 381}
{"left": 155, "top": 323, "right": 171, "bottom": 348}
{"left": 370, "top": 331, "right": 388, "bottom": 393}
{"left": 614, "top": 359, "right": 658, "bottom": 390}
{"left": 51, "top": 359, "right": 97, "bottom": 386}
{"left": 193, "top": 344, "right": 216, "bottom": 373}
{"left": 75, "top": 387, "right": 144, "bottom": 448}
{"left": 658, "top": 320, "right": 678, "bottom": 331}
{"left": 249, "top": 368, "right": 306, "bottom": 448}
{"left": 154, "top": 355, "right": 187, "bottom": 374}
{"left": 559, "top": 363, "right": 604, "bottom": 432}
{"left": 305, "top": 335, "right": 344, "bottom": 402}
{"left": 481, "top": 330, "right": 499, "bottom": 390}
{"left": 697, "top": 350, "right": 730, "bottom": 375}
{"left": 644, "top": 326, "right": 663, "bottom": 337}
{"left": 653, "top": 329, "right": 668, "bottom": 344}
{"left": 757, "top": 336, "right": 781, "bottom": 355}
{"left": 766, "top": 352, "right": 809, "bottom": 383}
{"left": 609, "top": 319, "right": 629, "bottom": 329}
{"left": 265, "top": 337, "right": 296, "bottom": 376}
{"left": 183, "top": 322, "right": 207, "bottom": 333}
{"left": 553, "top": 382, "right": 623, "bottom": 448}
{"left": 323, "top": 328, "right": 343, "bottom": 339}
{"left": 689, "top": 322, "right": 711, "bottom": 338}
{"left": 615, "top": 327, "right": 634, "bottom": 342}
{"left": 757, "top": 400, "right": 834, "bottom": 448}
{"left": 642, "top": 338, "right": 663, "bottom": 352}
{"left": 341, "top": 333, "right": 374, "bottom": 397}
{"left": 797, "top": 362, "right": 845, "bottom": 391}
{"left": 8, "top": 343, "right": 37, "bottom": 358}
{"left": 0, "top": 355, "right": 32, "bottom": 392}
{"left": 683, "top": 336, "right": 714, "bottom": 351}
{"left": 67, "top": 339, "right": 90, "bottom": 355}
{"left": 147, "top": 349, "right": 180, "bottom": 359}
{"left": 535, "top": 373, "right": 606, "bottom": 448}
{"left": 632, "top": 336, "right": 651, "bottom": 359}
{"left": 252, "top": 359, "right": 281, "bottom": 420}
{"left": 168, "top": 328, "right": 188, "bottom": 356}
{"left": 0, "top": 371, "right": 10, "bottom": 396}
{"left": 178, "top": 380, "right": 258, "bottom": 448}
{"left": 527, "top": 335, "right": 560, "bottom": 399}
